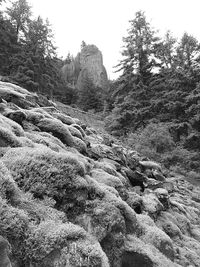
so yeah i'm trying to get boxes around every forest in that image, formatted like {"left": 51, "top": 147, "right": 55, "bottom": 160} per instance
{"left": 1, "top": 0, "right": 200, "bottom": 172}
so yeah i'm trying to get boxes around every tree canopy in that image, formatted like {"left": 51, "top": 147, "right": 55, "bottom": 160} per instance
{"left": 107, "top": 11, "right": 200, "bottom": 144}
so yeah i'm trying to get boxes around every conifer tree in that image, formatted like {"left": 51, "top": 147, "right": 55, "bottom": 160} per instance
{"left": 77, "top": 74, "right": 102, "bottom": 112}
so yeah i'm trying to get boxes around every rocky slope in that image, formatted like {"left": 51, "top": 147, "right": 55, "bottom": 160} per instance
{"left": 61, "top": 45, "right": 109, "bottom": 91}
{"left": 0, "top": 81, "right": 200, "bottom": 267}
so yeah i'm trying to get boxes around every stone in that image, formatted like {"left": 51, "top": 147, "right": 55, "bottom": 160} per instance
{"left": 77, "top": 45, "right": 109, "bottom": 90}
{"left": 154, "top": 188, "right": 170, "bottom": 210}
{"left": 139, "top": 160, "right": 162, "bottom": 171}
{"left": 152, "top": 170, "right": 166, "bottom": 181}
{"left": 4, "top": 110, "right": 26, "bottom": 126}
{"left": 62, "top": 44, "right": 109, "bottom": 92}
{"left": 142, "top": 193, "right": 164, "bottom": 218}
{"left": 123, "top": 168, "right": 147, "bottom": 192}
{"left": 0, "top": 236, "right": 12, "bottom": 267}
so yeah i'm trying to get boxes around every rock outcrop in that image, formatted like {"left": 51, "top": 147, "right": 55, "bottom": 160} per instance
{"left": 61, "top": 44, "right": 109, "bottom": 91}
{"left": 0, "top": 81, "right": 200, "bottom": 267}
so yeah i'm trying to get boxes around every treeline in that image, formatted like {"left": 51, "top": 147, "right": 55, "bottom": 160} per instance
{"left": 105, "top": 11, "right": 200, "bottom": 171}
{"left": 107, "top": 11, "right": 200, "bottom": 139}
{"left": 0, "top": 0, "right": 76, "bottom": 102}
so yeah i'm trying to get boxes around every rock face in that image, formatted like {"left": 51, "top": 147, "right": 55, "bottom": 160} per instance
{"left": 0, "top": 81, "right": 200, "bottom": 267}
{"left": 61, "top": 44, "right": 109, "bottom": 91}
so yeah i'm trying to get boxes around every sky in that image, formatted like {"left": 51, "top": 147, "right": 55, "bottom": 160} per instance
{"left": 27, "top": 0, "right": 200, "bottom": 79}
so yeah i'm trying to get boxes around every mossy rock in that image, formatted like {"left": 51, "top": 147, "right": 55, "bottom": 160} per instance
{"left": 2, "top": 146, "right": 89, "bottom": 211}
{"left": 25, "top": 220, "right": 109, "bottom": 267}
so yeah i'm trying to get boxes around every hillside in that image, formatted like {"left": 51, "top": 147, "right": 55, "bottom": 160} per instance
{"left": 0, "top": 81, "right": 199, "bottom": 267}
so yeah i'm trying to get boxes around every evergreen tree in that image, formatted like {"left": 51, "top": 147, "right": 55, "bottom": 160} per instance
{"left": 11, "top": 16, "right": 57, "bottom": 93}
{"left": 109, "top": 11, "right": 159, "bottom": 134}
{"left": 77, "top": 74, "right": 102, "bottom": 112}
{"left": 81, "top": 40, "right": 87, "bottom": 50}
{"left": 6, "top": 0, "right": 31, "bottom": 38}
{"left": 176, "top": 32, "right": 200, "bottom": 70}
{"left": 0, "top": 12, "right": 19, "bottom": 76}
{"left": 116, "top": 11, "right": 159, "bottom": 85}
{"left": 156, "top": 31, "right": 177, "bottom": 70}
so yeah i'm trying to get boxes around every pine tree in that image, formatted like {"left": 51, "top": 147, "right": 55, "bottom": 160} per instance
{"left": 117, "top": 11, "right": 159, "bottom": 85}
{"left": 109, "top": 11, "right": 159, "bottom": 134}
{"left": 77, "top": 74, "right": 102, "bottom": 112}
{"left": 6, "top": 0, "right": 32, "bottom": 38}
{"left": 0, "top": 13, "right": 19, "bottom": 76}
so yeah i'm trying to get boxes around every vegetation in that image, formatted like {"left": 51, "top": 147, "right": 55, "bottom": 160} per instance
{"left": 0, "top": 0, "right": 77, "bottom": 103}
{"left": 77, "top": 74, "right": 104, "bottom": 112}
{"left": 1, "top": 4, "right": 200, "bottom": 266}
{"left": 2, "top": 146, "right": 88, "bottom": 202}
{"left": 104, "top": 11, "right": 200, "bottom": 172}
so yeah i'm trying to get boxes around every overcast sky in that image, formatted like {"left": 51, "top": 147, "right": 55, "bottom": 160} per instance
{"left": 28, "top": 0, "right": 200, "bottom": 79}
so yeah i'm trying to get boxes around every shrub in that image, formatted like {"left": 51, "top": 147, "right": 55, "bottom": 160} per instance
{"left": 127, "top": 123, "right": 175, "bottom": 156}
{"left": 162, "top": 146, "right": 200, "bottom": 170}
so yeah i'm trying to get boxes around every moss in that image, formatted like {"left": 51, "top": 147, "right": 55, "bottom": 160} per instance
{"left": 142, "top": 193, "right": 164, "bottom": 218}
{"left": 58, "top": 237, "right": 109, "bottom": 267}
{"left": 2, "top": 146, "right": 89, "bottom": 208}
{"left": 71, "top": 123, "right": 86, "bottom": 137}
{"left": 0, "top": 160, "right": 21, "bottom": 204}
{"left": 0, "top": 114, "right": 24, "bottom": 136}
{"left": 0, "top": 81, "right": 30, "bottom": 95}
{"left": 0, "top": 197, "right": 29, "bottom": 261}
{"left": 68, "top": 125, "right": 84, "bottom": 140}
{"left": 91, "top": 169, "right": 123, "bottom": 188}
{"left": 72, "top": 136, "right": 87, "bottom": 153}
{"left": 53, "top": 112, "right": 75, "bottom": 125}
{"left": 25, "top": 220, "right": 86, "bottom": 263}
{"left": 136, "top": 214, "right": 175, "bottom": 260}
{"left": 0, "top": 82, "right": 27, "bottom": 99}
{"left": 4, "top": 110, "right": 26, "bottom": 126}
{"left": 0, "top": 125, "right": 23, "bottom": 147}
{"left": 25, "top": 109, "right": 45, "bottom": 124}
{"left": 16, "top": 194, "right": 66, "bottom": 224}
{"left": 25, "top": 132, "right": 67, "bottom": 152}
{"left": 94, "top": 161, "right": 118, "bottom": 176}
{"left": 30, "top": 108, "right": 53, "bottom": 118}
{"left": 18, "top": 136, "right": 35, "bottom": 147}
{"left": 124, "top": 235, "right": 180, "bottom": 267}
{"left": 37, "top": 118, "right": 74, "bottom": 147}
{"left": 85, "top": 175, "right": 106, "bottom": 200}
{"left": 156, "top": 212, "right": 183, "bottom": 240}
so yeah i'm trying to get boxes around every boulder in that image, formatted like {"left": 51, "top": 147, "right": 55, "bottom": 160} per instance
{"left": 123, "top": 235, "right": 179, "bottom": 267}
{"left": 139, "top": 160, "right": 162, "bottom": 171}
{"left": 3, "top": 110, "right": 26, "bottom": 126}
{"left": 25, "top": 221, "right": 109, "bottom": 267}
{"left": 2, "top": 146, "right": 89, "bottom": 214}
{"left": 142, "top": 193, "right": 164, "bottom": 218}
{"left": 154, "top": 188, "right": 170, "bottom": 210}
{"left": 0, "top": 236, "right": 12, "bottom": 267}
